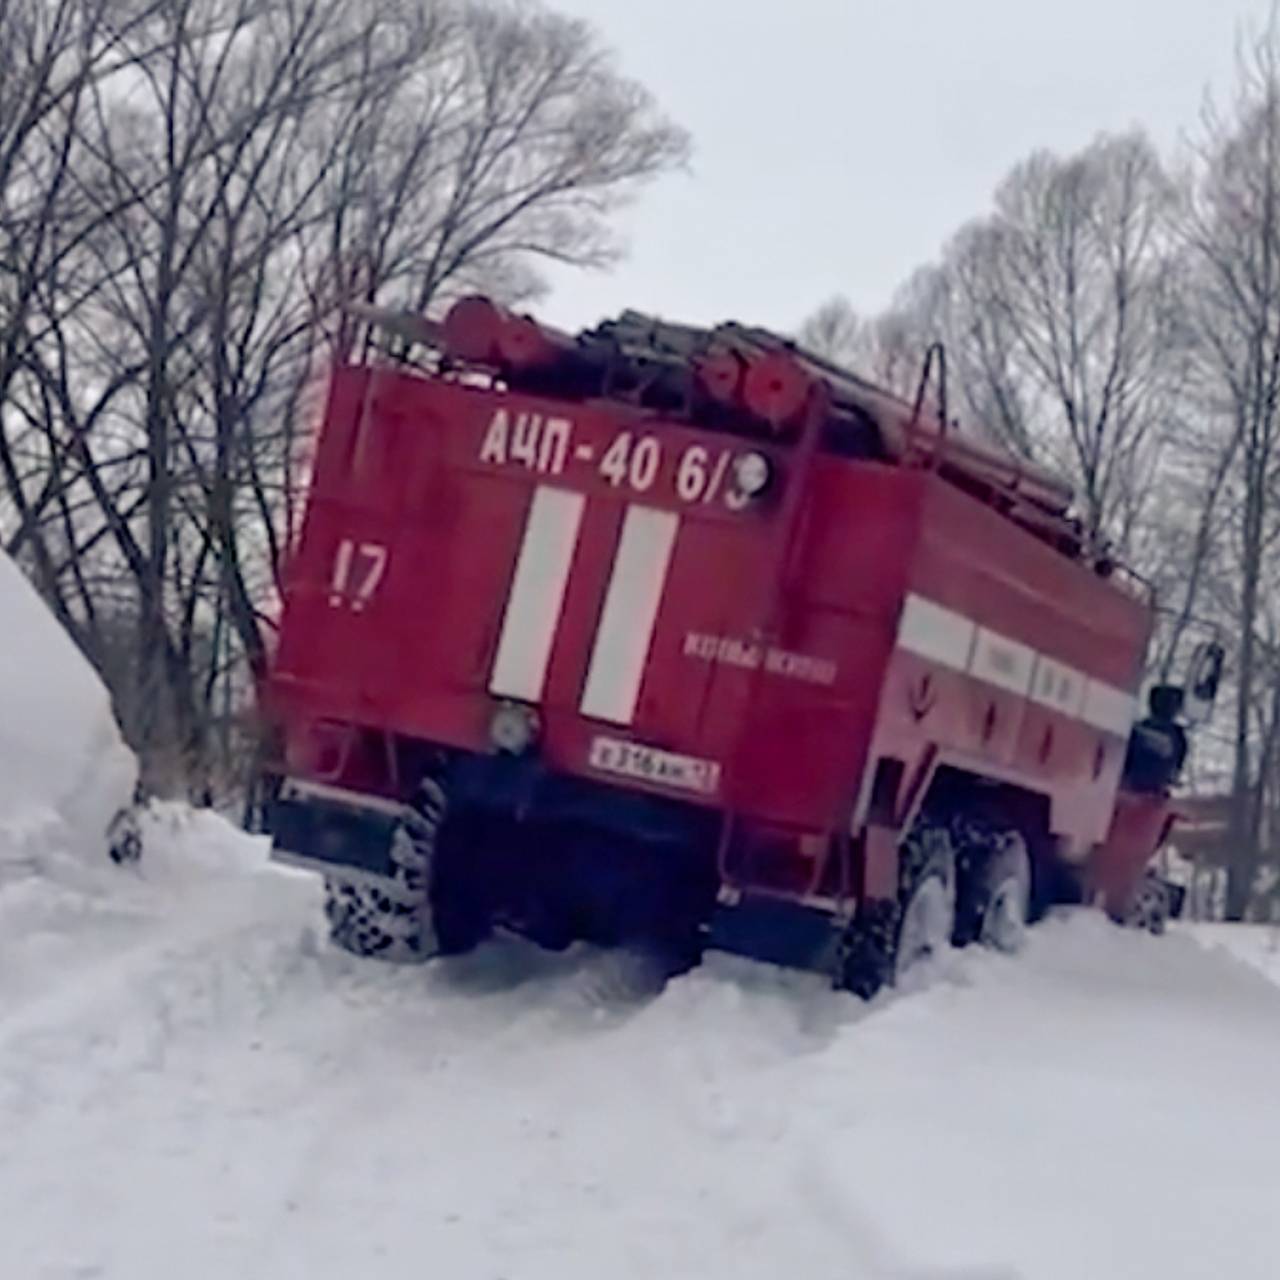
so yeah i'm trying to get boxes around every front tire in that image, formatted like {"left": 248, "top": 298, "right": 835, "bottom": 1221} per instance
{"left": 1119, "top": 871, "right": 1170, "bottom": 935}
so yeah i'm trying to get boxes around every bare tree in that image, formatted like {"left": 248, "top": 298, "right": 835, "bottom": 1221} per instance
{"left": 933, "top": 135, "right": 1184, "bottom": 559}
{"left": 800, "top": 134, "right": 1185, "bottom": 568}
{"left": 795, "top": 292, "right": 928, "bottom": 399}
{"left": 1182, "top": 29, "right": 1280, "bottom": 914}
{"left": 798, "top": 296, "right": 865, "bottom": 363}
{"left": 795, "top": 44, "right": 1280, "bottom": 918}
{"left": 314, "top": 0, "right": 688, "bottom": 350}
{"left": 0, "top": 0, "right": 688, "bottom": 795}
{"left": 0, "top": 0, "right": 165, "bottom": 604}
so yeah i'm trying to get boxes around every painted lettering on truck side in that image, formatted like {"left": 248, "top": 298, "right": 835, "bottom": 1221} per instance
{"left": 477, "top": 408, "right": 751, "bottom": 509}
{"left": 683, "top": 632, "right": 838, "bottom": 686}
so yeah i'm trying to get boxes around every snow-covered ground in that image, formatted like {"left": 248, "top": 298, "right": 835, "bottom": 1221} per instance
{"left": 1184, "top": 919, "right": 1280, "bottom": 988}
{"left": 4, "top": 818, "right": 1280, "bottom": 1280}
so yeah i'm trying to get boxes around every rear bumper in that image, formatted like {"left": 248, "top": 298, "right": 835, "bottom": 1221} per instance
{"left": 265, "top": 756, "right": 717, "bottom": 881}
{"left": 447, "top": 750, "right": 715, "bottom": 846}
{"left": 267, "top": 765, "right": 722, "bottom": 952}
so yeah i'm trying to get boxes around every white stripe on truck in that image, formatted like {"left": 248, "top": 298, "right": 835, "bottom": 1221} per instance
{"left": 896, "top": 591, "right": 1137, "bottom": 736}
{"left": 897, "top": 595, "right": 975, "bottom": 671}
{"left": 489, "top": 485, "right": 585, "bottom": 703}
{"left": 579, "top": 505, "right": 679, "bottom": 725}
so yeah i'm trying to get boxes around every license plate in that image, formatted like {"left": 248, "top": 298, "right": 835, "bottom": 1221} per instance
{"left": 588, "top": 736, "right": 721, "bottom": 795}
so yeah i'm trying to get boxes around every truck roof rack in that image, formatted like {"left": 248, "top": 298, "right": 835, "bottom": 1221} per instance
{"left": 344, "top": 295, "right": 1090, "bottom": 562}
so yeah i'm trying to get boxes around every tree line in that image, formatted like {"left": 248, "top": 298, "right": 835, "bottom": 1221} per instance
{"left": 801, "top": 29, "right": 1280, "bottom": 918}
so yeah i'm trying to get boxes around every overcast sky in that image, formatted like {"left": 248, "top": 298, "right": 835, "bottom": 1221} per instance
{"left": 538, "top": 0, "right": 1276, "bottom": 335}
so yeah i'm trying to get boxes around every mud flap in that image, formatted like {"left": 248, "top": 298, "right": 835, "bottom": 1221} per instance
{"left": 267, "top": 786, "right": 403, "bottom": 889}
{"left": 706, "top": 895, "right": 836, "bottom": 972}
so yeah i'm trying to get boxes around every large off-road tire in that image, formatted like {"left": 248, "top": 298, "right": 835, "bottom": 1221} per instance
{"left": 893, "top": 822, "right": 957, "bottom": 985}
{"left": 953, "top": 822, "right": 1032, "bottom": 954}
{"left": 324, "top": 778, "right": 449, "bottom": 962}
{"left": 834, "top": 899, "right": 899, "bottom": 999}
{"left": 835, "top": 821, "right": 956, "bottom": 998}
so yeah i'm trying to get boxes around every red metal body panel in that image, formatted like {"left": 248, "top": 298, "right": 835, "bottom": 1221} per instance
{"left": 273, "top": 367, "right": 797, "bottom": 790}
{"left": 855, "top": 476, "right": 1151, "bottom": 847}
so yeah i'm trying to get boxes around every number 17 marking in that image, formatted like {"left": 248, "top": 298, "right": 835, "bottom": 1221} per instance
{"left": 329, "top": 539, "right": 388, "bottom": 611}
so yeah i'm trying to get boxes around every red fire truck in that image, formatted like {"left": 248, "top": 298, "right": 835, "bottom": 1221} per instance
{"left": 262, "top": 297, "right": 1222, "bottom": 996}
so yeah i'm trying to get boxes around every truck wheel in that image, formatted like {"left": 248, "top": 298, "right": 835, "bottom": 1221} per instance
{"left": 1120, "top": 871, "right": 1170, "bottom": 936}
{"left": 835, "top": 899, "right": 899, "bottom": 999}
{"left": 958, "top": 830, "right": 1032, "bottom": 954}
{"left": 893, "top": 823, "right": 956, "bottom": 985}
{"left": 834, "top": 823, "right": 957, "bottom": 999}
{"left": 426, "top": 808, "right": 493, "bottom": 956}
{"left": 324, "top": 778, "right": 448, "bottom": 962}
{"left": 107, "top": 803, "right": 144, "bottom": 865}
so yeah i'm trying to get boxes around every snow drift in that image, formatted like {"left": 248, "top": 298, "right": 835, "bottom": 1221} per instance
{"left": 3, "top": 807, "right": 1280, "bottom": 1280}
{"left": 0, "top": 550, "right": 136, "bottom": 867}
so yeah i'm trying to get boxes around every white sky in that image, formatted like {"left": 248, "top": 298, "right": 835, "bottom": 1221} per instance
{"left": 539, "top": 0, "right": 1275, "bottom": 334}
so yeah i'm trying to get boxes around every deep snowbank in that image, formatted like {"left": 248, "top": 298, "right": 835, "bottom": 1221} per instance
{"left": 0, "top": 551, "right": 136, "bottom": 869}
{"left": 3, "top": 826, "right": 1280, "bottom": 1280}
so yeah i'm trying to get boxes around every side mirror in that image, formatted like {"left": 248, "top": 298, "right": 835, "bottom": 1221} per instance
{"left": 1184, "top": 640, "right": 1225, "bottom": 724}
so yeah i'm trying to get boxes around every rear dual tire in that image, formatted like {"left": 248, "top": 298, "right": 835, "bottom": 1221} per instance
{"left": 837, "top": 822, "right": 957, "bottom": 998}
{"left": 957, "top": 828, "right": 1033, "bottom": 954}
{"left": 893, "top": 824, "right": 958, "bottom": 983}
{"left": 837, "top": 820, "right": 1032, "bottom": 999}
